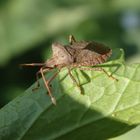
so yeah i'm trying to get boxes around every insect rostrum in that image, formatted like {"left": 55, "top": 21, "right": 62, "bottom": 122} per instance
{"left": 21, "top": 35, "right": 117, "bottom": 105}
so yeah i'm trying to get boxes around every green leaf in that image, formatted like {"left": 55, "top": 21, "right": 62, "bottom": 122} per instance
{"left": 0, "top": 49, "right": 140, "bottom": 140}
{"left": 0, "top": 0, "right": 91, "bottom": 66}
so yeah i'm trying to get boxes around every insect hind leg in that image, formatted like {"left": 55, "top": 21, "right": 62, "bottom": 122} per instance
{"left": 77, "top": 67, "right": 118, "bottom": 81}
{"left": 101, "top": 68, "right": 118, "bottom": 81}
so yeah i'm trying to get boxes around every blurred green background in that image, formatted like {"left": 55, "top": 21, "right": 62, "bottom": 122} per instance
{"left": 0, "top": 0, "right": 140, "bottom": 139}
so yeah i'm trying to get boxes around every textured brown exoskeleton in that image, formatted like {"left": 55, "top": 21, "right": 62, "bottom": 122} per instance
{"left": 21, "top": 35, "right": 117, "bottom": 105}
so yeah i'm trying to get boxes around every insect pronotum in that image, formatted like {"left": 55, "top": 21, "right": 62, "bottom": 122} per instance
{"left": 21, "top": 35, "right": 117, "bottom": 105}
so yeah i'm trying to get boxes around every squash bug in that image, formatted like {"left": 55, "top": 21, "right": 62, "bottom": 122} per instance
{"left": 21, "top": 35, "right": 117, "bottom": 105}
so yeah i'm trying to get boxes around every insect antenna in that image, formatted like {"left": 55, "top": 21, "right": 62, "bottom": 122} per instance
{"left": 20, "top": 63, "right": 44, "bottom": 67}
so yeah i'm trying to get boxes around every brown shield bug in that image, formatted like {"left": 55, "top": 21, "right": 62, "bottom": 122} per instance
{"left": 21, "top": 35, "right": 117, "bottom": 105}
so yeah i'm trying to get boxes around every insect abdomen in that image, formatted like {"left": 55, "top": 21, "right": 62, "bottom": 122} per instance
{"left": 76, "top": 49, "right": 112, "bottom": 66}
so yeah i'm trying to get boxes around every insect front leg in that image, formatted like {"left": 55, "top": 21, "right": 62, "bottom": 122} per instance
{"left": 32, "top": 71, "right": 41, "bottom": 91}
{"left": 46, "top": 69, "right": 60, "bottom": 85}
{"left": 39, "top": 67, "right": 56, "bottom": 105}
{"left": 40, "top": 67, "right": 61, "bottom": 105}
{"left": 33, "top": 68, "right": 54, "bottom": 91}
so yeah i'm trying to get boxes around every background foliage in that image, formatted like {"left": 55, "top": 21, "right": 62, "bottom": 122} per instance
{"left": 0, "top": 0, "right": 140, "bottom": 139}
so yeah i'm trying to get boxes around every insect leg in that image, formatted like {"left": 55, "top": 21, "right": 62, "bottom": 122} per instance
{"left": 20, "top": 63, "right": 46, "bottom": 91}
{"left": 33, "top": 68, "right": 55, "bottom": 91}
{"left": 40, "top": 67, "right": 61, "bottom": 86}
{"left": 100, "top": 68, "right": 118, "bottom": 81}
{"left": 32, "top": 71, "right": 41, "bottom": 91}
{"left": 67, "top": 67, "right": 83, "bottom": 94}
{"left": 78, "top": 67, "right": 118, "bottom": 81}
{"left": 77, "top": 67, "right": 101, "bottom": 71}
{"left": 40, "top": 67, "right": 56, "bottom": 105}
{"left": 69, "top": 35, "right": 76, "bottom": 44}
{"left": 46, "top": 69, "right": 60, "bottom": 85}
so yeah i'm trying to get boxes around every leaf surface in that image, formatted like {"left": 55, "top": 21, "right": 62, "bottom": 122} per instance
{"left": 0, "top": 49, "right": 140, "bottom": 140}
